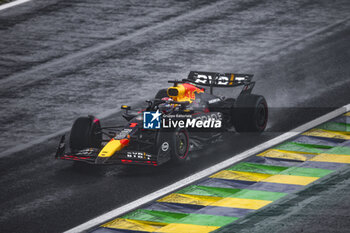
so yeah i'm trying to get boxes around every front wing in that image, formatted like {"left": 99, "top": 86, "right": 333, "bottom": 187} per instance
{"left": 55, "top": 135, "right": 162, "bottom": 166}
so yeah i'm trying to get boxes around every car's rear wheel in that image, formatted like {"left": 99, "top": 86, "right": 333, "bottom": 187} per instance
{"left": 69, "top": 116, "right": 102, "bottom": 151}
{"left": 234, "top": 94, "right": 268, "bottom": 132}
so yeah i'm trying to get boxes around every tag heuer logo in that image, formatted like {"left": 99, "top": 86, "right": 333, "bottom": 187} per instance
{"left": 143, "top": 110, "right": 161, "bottom": 129}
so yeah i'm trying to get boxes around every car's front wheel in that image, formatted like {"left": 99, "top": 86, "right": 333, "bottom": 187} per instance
{"left": 69, "top": 116, "right": 102, "bottom": 152}
{"left": 170, "top": 128, "right": 190, "bottom": 163}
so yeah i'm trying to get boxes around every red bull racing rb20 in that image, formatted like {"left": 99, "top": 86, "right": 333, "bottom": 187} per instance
{"left": 55, "top": 71, "right": 268, "bottom": 166}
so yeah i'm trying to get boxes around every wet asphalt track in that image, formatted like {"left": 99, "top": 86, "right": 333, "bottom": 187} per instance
{"left": 0, "top": 0, "right": 350, "bottom": 232}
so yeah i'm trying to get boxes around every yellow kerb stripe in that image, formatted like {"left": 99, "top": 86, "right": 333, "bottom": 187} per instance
{"left": 344, "top": 112, "right": 350, "bottom": 116}
{"left": 257, "top": 149, "right": 308, "bottom": 161}
{"left": 211, "top": 170, "right": 318, "bottom": 186}
{"left": 302, "top": 128, "right": 350, "bottom": 140}
{"left": 212, "top": 197, "right": 271, "bottom": 209}
{"left": 310, "top": 154, "right": 350, "bottom": 164}
{"left": 102, "top": 218, "right": 165, "bottom": 232}
{"left": 263, "top": 174, "right": 318, "bottom": 186}
{"left": 210, "top": 170, "right": 272, "bottom": 182}
{"left": 157, "top": 223, "right": 219, "bottom": 233}
{"left": 157, "top": 193, "right": 271, "bottom": 210}
{"left": 157, "top": 193, "right": 222, "bottom": 206}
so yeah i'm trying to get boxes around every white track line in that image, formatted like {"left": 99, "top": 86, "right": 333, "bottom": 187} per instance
{"left": 64, "top": 104, "right": 350, "bottom": 233}
{"left": 255, "top": 16, "right": 350, "bottom": 61}
{"left": 0, "top": 127, "right": 70, "bottom": 158}
{"left": 0, "top": 0, "right": 31, "bottom": 11}
{"left": 1, "top": 2, "right": 349, "bottom": 90}
{"left": 0, "top": 0, "right": 231, "bottom": 89}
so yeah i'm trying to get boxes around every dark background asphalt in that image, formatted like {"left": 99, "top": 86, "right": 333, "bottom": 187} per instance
{"left": 0, "top": 0, "right": 349, "bottom": 232}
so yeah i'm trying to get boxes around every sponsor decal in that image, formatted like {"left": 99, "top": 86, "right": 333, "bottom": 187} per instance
{"left": 143, "top": 110, "right": 162, "bottom": 129}
{"left": 208, "top": 98, "right": 221, "bottom": 104}
{"left": 115, "top": 129, "right": 132, "bottom": 140}
{"left": 235, "top": 76, "right": 246, "bottom": 82}
{"left": 195, "top": 74, "right": 231, "bottom": 85}
{"left": 193, "top": 73, "right": 248, "bottom": 86}
{"left": 76, "top": 148, "right": 95, "bottom": 155}
{"left": 126, "top": 151, "right": 152, "bottom": 160}
{"left": 161, "top": 142, "right": 169, "bottom": 151}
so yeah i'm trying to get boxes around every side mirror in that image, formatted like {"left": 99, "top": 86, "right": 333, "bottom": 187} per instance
{"left": 121, "top": 105, "right": 131, "bottom": 110}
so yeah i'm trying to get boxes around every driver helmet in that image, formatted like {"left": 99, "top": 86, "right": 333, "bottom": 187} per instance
{"left": 159, "top": 97, "right": 174, "bottom": 113}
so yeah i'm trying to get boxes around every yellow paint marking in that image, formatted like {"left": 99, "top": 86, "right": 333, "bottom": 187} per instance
{"left": 310, "top": 154, "right": 350, "bottom": 164}
{"left": 102, "top": 218, "right": 165, "bottom": 232}
{"left": 212, "top": 197, "right": 272, "bottom": 210}
{"left": 344, "top": 112, "right": 350, "bottom": 116}
{"left": 157, "top": 223, "right": 219, "bottom": 233}
{"left": 210, "top": 170, "right": 319, "bottom": 186}
{"left": 257, "top": 149, "right": 308, "bottom": 161}
{"left": 263, "top": 174, "right": 318, "bottom": 186}
{"left": 157, "top": 193, "right": 222, "bottom": 206}
{"left": 229, "top": 74, "right": 234, "bottom": 85}
{"left": 302, "top": 128, "right": 350, "bottom": 140}
{"left": 157, "top": 193, "right": 270, "bottom": 210}
{"left": 210, "top": 170, "right": 272, "bottom": 182}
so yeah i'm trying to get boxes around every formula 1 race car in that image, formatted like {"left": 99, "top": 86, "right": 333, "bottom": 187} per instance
{"left": 55, "top": 71, "right": 268, "bottom": 166}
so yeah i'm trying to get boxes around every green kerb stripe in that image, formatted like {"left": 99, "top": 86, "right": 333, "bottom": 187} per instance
{"left": 230, "top": 189, "right": 286, "bottom": 201}
{"left": 121, "top": 209, "right": 238, "bottom": 227}
{"left": 326, "top": 146, "right": 350, "bottom": 155}
{"left": 176, "top": 185, "right": 287, "bottom": 201}
{"left": 122, "top": 209, "right": 186, "bottom": 222}
{"left": 274, "top": 142, "right": 326, "bottom": 154}
{"left": 176, "top": 185, "right": 240, "bottom": 197}
{"left": 288, "top": 142, "right": 333, "bottom": 150}
{"left": 228, "top": 162, "right": 333, "bottom": 177}
{"left": 180, "top": 213, "right": 238, "bottom": 227}
{"left": 317, "top": 122, "right": 350, "bottom": 132}
{"left": 280, "top": 167, "right": 334, "bottom": 177}
{"left": 227, "top": 162, "right": 288, "bottom": 174}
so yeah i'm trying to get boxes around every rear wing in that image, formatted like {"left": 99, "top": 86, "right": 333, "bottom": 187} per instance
{"left": 185, "top": 71, "right": 253, "bottom": 87}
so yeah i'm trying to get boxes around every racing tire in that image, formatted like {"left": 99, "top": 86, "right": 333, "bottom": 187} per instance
{"left": 170, "top": 128, "right": 190, "bottom": 163}
{"left": 155, "top": 89, "right": 168, "bottom": 99}
{"left": 69, "top": 116, "right": 102, "bottom": 151}
{"left": 234, "top": 94, "right": 268, "bottom": 132}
